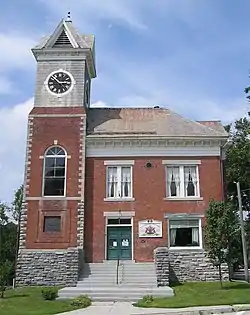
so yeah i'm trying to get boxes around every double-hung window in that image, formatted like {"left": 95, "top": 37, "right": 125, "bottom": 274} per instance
{"left": 169, "top": 218, "right": 202, "bottom": 248}
{"left": 164, "top": 161, "right": 201, "bottom": 199}
{"left": 105, "top": 162, "right": 133, "bottom": 200}
{"left": 43, "top": 146, "right": 67, "bottom": 196}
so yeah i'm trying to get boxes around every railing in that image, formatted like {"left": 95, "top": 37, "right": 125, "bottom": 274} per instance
{"left": 116, "top": 258, "right": 120, "bottom": 285}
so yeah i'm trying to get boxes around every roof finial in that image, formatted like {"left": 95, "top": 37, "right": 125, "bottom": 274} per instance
{"left": 66, "top": 11, "right": 72, "bottom": 22}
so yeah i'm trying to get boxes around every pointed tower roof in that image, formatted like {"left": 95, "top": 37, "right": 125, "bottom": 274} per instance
{"left": 32, "top": 17, "right": 96, "bottom": 78}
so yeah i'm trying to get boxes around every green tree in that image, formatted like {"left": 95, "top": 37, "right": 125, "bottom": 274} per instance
{"left": 11, "top": 185, "right": 23, "bottom": 286}
{"left": 11, "top": 185, "right": 23, "bottom": 223}
{"left": 0, "top": 261, "right": 13, "bottom": 298}
{"left": 225, "top": 112, "right": 250, "bottom": 211}
{"left": 0, "top": 202, "right": 17, "bottom": 285}
{"left": 205, "top": 200, "right": 240, "bottom": 287}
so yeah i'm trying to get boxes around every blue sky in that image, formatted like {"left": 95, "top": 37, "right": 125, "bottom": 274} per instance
{"left": 0, "top": 0, "right": 250, "bottom": 203}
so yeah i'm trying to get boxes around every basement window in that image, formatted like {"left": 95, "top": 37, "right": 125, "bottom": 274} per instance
{"left": 43, "top": 216, "right": 61, "bottom": 232}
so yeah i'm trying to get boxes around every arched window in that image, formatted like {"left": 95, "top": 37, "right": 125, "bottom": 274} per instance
{"left": 43, "top": 146, "right": 67, "bottom": 196}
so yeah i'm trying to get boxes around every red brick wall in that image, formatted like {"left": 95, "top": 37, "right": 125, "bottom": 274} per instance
{"left": 84, "top": 156, "right": 223, "bottom": 262}
{"left": 25, "top": 107, "right": 85, "bottom": 249}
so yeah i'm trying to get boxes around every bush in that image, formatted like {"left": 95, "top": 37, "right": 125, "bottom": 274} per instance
{"left": 41, "top": 287, "right": 58, "bottom": 300}
{"left": 71, "top": 295, "right": 91, "bottom": 308}
{"left": 0, "top": 261, "right": 13, "bottom": 298}
{"left": 141, "top": 295, "right": 154, "bottom": 304}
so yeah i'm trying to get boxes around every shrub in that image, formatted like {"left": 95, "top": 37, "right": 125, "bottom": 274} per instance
{"left": 71, "top": 295, "right": 91, "bottom": 308}
{"left": 41, "top": 287, "right": 58, "bottom": 300}
{"left": 141, "top": 295, "right": 154, "bottom": 304}
{"left": 0, "top": 261, "right": 13, "bottom": 298}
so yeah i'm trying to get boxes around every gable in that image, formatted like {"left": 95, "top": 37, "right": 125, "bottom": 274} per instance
{"left": 53, "top": 29, "right": 73, "bottom": 48}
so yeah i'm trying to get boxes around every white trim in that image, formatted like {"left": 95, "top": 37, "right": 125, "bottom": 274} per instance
{"left": 104, "top": 211, "right": 135, "bottom": 217}
{"left": 62, "top": 22, "right": 79, "bottom": 48}
{"left": 44, "top": 20, "right": 79, "bottom": 49}
{"left": 164, "top": 213, "right": 205, "bottom": 218}
{"left": 87, "top": 146, "right": 222, "bottom": 157}
{"left": 44, "top": 69, "right": 76, "bottom": 97}
{"left": 165, "top": 164, "right": 201, "bottom": 198}
{"left": 104, "top": 197, "right": 135, "bottom": 202}
{"left": 168, "top": 217, "right": 203, "bottom": 250}
{"left": 104, "top": 160, "right": 135, "bottom": 166}
{"left": 106, "top": 165, "right": 133, "bottom": 199}
{"left": 162, "top": 160, "right": 201, "bottom": 165}
{"left": 42, "top": 145, "right": 67, "bottom": 197}
{"left": 164, "top": 197, "right": 203, "bottom": 201}
{"left": 26, "top": 196, "right": 81, "bottom": 201}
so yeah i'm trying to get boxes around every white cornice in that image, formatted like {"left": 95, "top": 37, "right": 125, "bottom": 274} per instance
{"left": 32, "top": 49, "right": 96, "bottom": 78}
{"left": 86, "top": 137, "right": 225, "bottom": 157}
{"left": 86, "top": 137, "right": 225, "bottom": 148}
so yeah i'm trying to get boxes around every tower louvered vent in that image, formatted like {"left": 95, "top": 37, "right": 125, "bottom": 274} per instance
{"left": 53, "top": 30, "right": 72, "bottom": 47}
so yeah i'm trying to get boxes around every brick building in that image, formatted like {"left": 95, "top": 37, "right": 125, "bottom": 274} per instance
{"left": 16, "top": 18, "right": 228, "bottom": 286}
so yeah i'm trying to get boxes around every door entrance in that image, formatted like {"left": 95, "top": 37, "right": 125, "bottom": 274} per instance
{"left": 107, "top": 226, "right": 132, "bottom": 260}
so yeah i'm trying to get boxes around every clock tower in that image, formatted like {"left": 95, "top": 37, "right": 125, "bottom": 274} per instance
{"left": 16, "top": 16, "right": 96, "bottom": 286}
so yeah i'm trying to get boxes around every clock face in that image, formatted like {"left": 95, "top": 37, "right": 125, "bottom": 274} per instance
{"left": 47, "top": 71, "right": 73, "bottom": 95}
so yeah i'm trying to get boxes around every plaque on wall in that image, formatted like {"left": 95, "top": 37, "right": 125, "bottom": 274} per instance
{"left": 138, "top": 220, "right": 162, "bottom": 238}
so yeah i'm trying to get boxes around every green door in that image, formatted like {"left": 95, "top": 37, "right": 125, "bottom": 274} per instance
{"left": 107, "top": 226, "right": 132, "bottom": 260}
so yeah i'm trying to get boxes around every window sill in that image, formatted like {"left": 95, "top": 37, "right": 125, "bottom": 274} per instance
{"left": 104, "top": 197, "right": 135, "bottom": 202}
{"left": 164, "top": 197, "right": 203, "bottom": 201}
{"left": 169, "top": 247, "right": 203, "bottom": 251}
{"left": 42, "top": 196, "right": 66, "bottom": 199}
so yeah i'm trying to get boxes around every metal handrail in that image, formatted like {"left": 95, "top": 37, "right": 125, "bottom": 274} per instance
{"left": 116, "top": 258, "right": 120, "bottom": 284}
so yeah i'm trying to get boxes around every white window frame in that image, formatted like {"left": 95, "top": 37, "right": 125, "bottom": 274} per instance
{"left": 42, "top": 145, "right": 68, "bottom": 198}
{"left": 168, "top": 217, "right": 203, "bottom": 250}
{"left": 104, "top": 161, "right": 134, "bottom": 201}
{"left": 163, "top": 160, "right": 201, "bottom": 200}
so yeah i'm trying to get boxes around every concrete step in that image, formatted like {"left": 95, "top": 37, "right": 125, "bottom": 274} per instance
{"left": 77, "top": 282, "right": 157, "bottom": 287}
{"left": 58, "top": 286, "right": 174, "bottom": 301}
{"left": 122, "top": 278, "right": 156, "bottom": 282}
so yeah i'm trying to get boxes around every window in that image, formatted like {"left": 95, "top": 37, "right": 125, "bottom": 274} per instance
{"left": 169, "top": 219, "right": 201, "bottom": 248}
{"left": 107, "top": 218, "right": 131, "bottom": 225}
{"left": 166, "top": 165, "right": 199, "bottom": 198}
{"left": 107, "top": 166, "right": 132, "bottom": 199}
{"left": 43, "top": 146, "right": 66, "bottom": 196}
{"left": 43, "top": 216, "right": 61, "bottom": 232}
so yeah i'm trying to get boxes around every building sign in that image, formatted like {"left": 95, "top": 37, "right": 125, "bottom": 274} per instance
{"left": 138, "top": 220, "right": 162, "bottom": 238}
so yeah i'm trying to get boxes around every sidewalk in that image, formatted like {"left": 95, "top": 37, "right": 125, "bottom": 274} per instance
{"left": 58, "top": 302, "right": 250, "bottom": 315}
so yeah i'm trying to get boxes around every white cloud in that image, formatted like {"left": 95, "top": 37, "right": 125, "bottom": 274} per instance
{"left": 0, "top": 77, "right": 13, "bottom": 94}
{"left": 118, "top": 93, "right": 249, "bottom": 124}
{"left": 91, "top": 100, "right": 109, "bottom": 108}
{"left": 0, "top": 98, "right": 33, "bottom": 203}
{"left": 0, "top": 33, "right": 36, "bottom": 73}
{"left": 39, "top": 0, "right": 150, "bottom": 29}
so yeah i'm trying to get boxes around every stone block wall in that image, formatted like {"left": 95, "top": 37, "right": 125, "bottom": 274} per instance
{"left": 154, "top": 247, "right": 229, "bottom": 285}
{"left": 154, "top": 247, "right": 170, "bottom": 286}
{"left": 16, "top": 248, "right": 81, "bottom": 286}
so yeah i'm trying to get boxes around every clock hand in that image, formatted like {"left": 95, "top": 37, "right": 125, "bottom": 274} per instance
{"left": 52, "top": 76, "right": 61, "bottom": 84}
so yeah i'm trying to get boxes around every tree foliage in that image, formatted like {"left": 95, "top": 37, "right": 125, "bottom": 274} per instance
{"left": 0, "top": 261, "right": 13, "bottom": 298}
{"left": 11, "top": 185, "right": 23, "bottom": 223}
{"left": 225, "top": 112, "right": 250, "bottom": 211}
{"left": 205, "top": 200, "right": 240, "bottom": 286}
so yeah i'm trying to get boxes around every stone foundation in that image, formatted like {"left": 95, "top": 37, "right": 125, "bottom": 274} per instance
{"left": 154, "top": 247, "right": 170, "bottom": 287}
{"left": 154, "top": 247, "right": 229, "bottom": 285}
{"left": 16, "top": 248, "right": 82, "bottom": 286}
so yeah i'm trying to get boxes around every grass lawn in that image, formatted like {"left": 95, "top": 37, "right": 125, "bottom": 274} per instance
{"left": 0, "top": 287, "right": 85, "bottom": 315}
{"left": 136, "top": 282, "right": 250, "bottom": 308}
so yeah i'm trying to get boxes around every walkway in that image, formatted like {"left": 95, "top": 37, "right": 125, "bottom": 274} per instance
{"left": 58, "top": 302, "right": 250, "bottom": 315}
